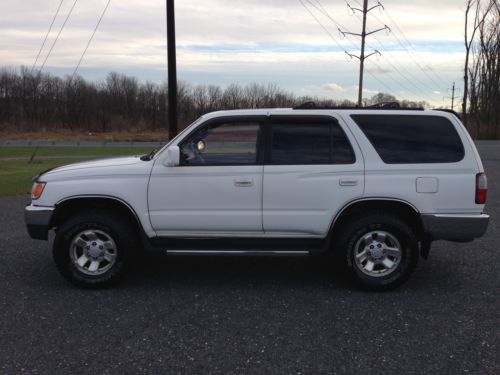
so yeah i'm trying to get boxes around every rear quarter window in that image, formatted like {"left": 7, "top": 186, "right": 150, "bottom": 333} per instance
{"left": 351, "top": 114, "right": 465, "bottom": 164}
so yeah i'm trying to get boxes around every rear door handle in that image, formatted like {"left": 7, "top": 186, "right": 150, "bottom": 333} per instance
{"left": 234, "top": 178, "right": 254, "bottom": 187}
{"left": 339, "top": 179, "right": 358, "bottom": 186}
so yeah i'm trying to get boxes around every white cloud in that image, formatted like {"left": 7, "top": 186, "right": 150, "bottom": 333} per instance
{"left": 0, "top": 0, "right": 467, "bottom": 105}
{"left": 322, "top": 83, "right": 344, "bottom": 92}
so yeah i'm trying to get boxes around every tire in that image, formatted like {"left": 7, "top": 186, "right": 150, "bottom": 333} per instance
{"left": 53, "top": 209, "right": 139, "bottom": 288}
{"left": 334, "top": 213, "right": 419, "bottom": 291}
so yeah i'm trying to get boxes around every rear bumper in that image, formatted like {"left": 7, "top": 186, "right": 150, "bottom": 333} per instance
{"left": 25, "top": 204, "right": 54, "bottom": 240}
{"left": 421, "top": 213, "right": 490, "bottom": 242}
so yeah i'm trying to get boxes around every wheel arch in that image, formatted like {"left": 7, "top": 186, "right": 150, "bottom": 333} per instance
{"left": 50, "top": 195, "right": 142, "bottom": 235}
{"left": 330, "top": 198, "right": 425, "bottom": 241}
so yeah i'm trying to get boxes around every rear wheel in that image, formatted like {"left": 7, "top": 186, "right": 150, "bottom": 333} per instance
{"left": 53, "top": 210, "right": 139, "bottom": 288}
{"left": 335, "top": 213, "right": 419, "bottom": 291}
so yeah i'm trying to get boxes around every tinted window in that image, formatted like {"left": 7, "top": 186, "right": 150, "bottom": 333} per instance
{"left": 180, "top": 121, "right": 259, "bottom": 166}
{"left": 270, "top": 121, "right": 355, "bottom": 165}
{"left": 332, "top": 124, "right": 356, "bottom": 164}
{"left": 351, "top": 115, "right": 464, "bottom": 164}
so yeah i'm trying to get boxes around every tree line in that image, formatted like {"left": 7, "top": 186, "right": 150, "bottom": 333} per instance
{"left": 463, "top": 0, "right": 499, "bottom": 138}
{"left": 0, "top": 67, "right": 428, "bottom": 136}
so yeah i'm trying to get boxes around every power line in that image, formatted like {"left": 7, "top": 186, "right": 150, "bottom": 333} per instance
{"left": 38, "top": 0, "right": 79, "bottom": 74}
{"left": 338, "top": 0, "right": 390, "bottom": 106}
{"left": 299, "top": 0, "right": 347, "bottom": 51}
{"left": 71, "top": 0, "right": 111, "bottom": 79}
{"left": 300, "top": 0, "right": 399, "bottom": 99}
{"left": 304, "top": 0, "right": 435, "bottom": 102}
{"left": 360, "top": 0, "right": 450, "bottom": 89}
{"left": 346, "top": 9, "right": 437, "bottom": 98}
{"left": 31, "top": 0, "right": 65, "bottom": 74}
{"left": 347, "top": 0, "right": 449, "bottom": 90}
{"left": 444, "top": 82, "right": 460, "bottom": 109}
{"left": 313, "top": 0, "right": 438, "bottom": 100}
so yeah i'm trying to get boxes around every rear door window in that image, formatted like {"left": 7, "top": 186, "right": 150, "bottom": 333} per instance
{"left": 351, "top": 115, "right": 464, "bottom": 163}
{"left": 269, "top": 118, "right": 355, "bottom": 165}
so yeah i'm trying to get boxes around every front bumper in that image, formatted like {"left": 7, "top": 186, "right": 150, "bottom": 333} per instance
{"left": 25, "top": 204, "right": 55, "bottom": 240}
{"left": 421, "top": 213, "right": 490, "bottom": 242}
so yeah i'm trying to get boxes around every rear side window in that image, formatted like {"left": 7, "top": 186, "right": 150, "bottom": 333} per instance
{"left": 270, "top": 120, "right": 355, "bottom": 165}
{"left": 351, "top": 115, "right": 464, "bottom": 164}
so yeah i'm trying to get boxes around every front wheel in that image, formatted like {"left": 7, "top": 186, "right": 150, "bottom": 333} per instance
{"left": 335, "top": 213, "right": 419, "bottom": 291}
{"left": 53, "top": 210, "right": 138, "bottom": 288}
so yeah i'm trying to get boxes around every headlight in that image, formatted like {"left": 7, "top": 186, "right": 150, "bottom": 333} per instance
{"left": 31, "top": 182, "right": 46, "bottom": 200}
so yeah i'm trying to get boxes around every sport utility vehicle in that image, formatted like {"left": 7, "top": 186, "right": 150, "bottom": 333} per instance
{"left": 25, "top": 106, "right": 489, "bottom": 290}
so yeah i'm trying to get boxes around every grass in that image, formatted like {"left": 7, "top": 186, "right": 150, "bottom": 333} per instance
{"left": 0, "top": 130, "right": 169, "bottom": 142}
{"left": 0, "top": 147, "right": 154, "bottom": 197}
{"left": 0, "top": 146, "right": 152, "bottom": 159}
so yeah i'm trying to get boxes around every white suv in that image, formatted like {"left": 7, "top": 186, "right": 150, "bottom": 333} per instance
{"left": 25, "top": 106, "right": 490, "bottom": 290}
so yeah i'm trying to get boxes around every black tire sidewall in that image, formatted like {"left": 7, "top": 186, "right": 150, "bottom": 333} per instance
{"left": 339, "top": 214, "right": 419, "bottom": 291}
{"left": 53, "top": 210, "right": 137, "bottom": 288}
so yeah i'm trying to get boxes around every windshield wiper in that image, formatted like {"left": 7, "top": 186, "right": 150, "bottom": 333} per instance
{"left": 140, "top": 149, "right": 157, "bottom": 161}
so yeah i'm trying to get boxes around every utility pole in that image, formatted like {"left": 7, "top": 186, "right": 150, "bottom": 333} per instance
{"left": 340, "top": 1, "right": 389, "bottom": 107}
{"left": 445, "top": 82, "right": 460, "bottom": 109}
{"left": 166, "top": 0, "right": 177, "bottom": 139}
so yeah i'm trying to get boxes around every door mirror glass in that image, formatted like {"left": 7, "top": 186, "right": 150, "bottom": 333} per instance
{"left": 196, "top": 139, "right": 207, "bottom": 153}
{"left": 164, "top": 146, "right": 180, "bottom": 167}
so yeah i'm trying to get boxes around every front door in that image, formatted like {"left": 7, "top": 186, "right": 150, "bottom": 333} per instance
{"left": 148, "top": 117, "right": 265, "bottom": 236}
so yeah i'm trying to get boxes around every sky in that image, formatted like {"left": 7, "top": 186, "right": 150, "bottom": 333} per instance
{"left": 0, "top": 0, "right": 468, "bottom": 106}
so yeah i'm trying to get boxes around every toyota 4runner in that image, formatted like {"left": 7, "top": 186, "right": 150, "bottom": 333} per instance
{"left": 25, "top": 105, "right": 490, "bottom": 290}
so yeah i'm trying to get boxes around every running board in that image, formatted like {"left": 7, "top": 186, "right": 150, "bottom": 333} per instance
{"left": 165, "top": 250, "right": 310, "bottom": 256}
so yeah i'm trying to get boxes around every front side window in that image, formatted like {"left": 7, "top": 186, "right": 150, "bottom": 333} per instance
{"left": 270, "top": 120, "right": 355, "bottom": 165}
{"left": 180, "top": 121, "right": 260, "bottom": 166}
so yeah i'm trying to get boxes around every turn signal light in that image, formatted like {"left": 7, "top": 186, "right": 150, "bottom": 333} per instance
{"left": 475, "top": 173, "right": 487, "bottom": 204}
{"left": 31, "top": 182, "right": 46, "bottom": 200}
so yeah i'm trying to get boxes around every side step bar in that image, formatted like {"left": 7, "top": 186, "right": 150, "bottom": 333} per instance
{"left": 166, "top": 250, "right": 310, "bottom": 256}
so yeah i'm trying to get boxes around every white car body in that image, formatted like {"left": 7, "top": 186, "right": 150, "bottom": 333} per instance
{"left": 28, "top": 108, "right": 488, "bottom": 243}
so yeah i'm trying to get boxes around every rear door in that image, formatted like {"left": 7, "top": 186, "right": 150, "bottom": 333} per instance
{"left": 262, "top": 115, "right": 364, "bottom": 236}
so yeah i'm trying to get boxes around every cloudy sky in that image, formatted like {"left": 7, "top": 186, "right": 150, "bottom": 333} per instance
{"left": 0, "top": 0, "right": 468, "bottom": 105}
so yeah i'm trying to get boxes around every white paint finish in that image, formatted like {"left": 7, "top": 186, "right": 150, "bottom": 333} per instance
{"left": 29, "top": 108, "right": 487, "bottom": 242}
{"left": 262, "top": 165, "right": 364, "bottom": 235}
{"left": 416, "top": 177, "right": 439, "bottom": 193}
{"left": 337, "top": 110, "right": 485, "bottom": 215}
{"left": 148, "top": 164, "right": 264, "bottom": 233}
{"left": 34, "top": 156, "right": 156, "bottom": 236}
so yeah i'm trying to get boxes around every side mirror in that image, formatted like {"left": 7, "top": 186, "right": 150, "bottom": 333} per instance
{"left": 164, "top": 146, "right": 180, "bottom": 167}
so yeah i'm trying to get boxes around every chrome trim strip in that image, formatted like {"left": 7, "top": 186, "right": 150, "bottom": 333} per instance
{"left": 166, "top": 250, "right": 310, "bottom": 256}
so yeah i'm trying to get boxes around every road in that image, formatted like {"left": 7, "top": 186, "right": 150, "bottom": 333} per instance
{"left": 0, "top": 142, "right": 499, "bottom": 374}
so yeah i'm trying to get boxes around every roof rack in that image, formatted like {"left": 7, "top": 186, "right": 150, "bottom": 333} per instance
{"left": 292, "top": 101, "right": 424, "bottom": 111}
{"left": 432, "top": 108, "right": 462, "bottom": 119}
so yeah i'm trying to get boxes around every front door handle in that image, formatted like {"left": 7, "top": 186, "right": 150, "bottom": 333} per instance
{"left": 234, "top": 178, "right": 254, "bottom": 187}
{"left": 339, "top": 179, "right": 358, "bottom": 186}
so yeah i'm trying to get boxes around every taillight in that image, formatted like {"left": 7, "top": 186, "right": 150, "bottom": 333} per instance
{"left": 475, "top": 173, "right": 487, "bottom": 204}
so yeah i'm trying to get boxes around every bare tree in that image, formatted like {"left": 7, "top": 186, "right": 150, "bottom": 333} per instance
{"left": 462, "top": 0, "right": 496, "bottom": 125}
{"left": 466, "top": 0, "right": 499, "bottom": 137}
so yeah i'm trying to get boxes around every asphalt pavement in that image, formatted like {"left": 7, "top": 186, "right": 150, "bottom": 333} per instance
{"left": 0, "top": 142, "right": 499, "bottom": 374}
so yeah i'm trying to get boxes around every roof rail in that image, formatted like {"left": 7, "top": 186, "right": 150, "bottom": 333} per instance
{"left": 292, "top": 101, "right": 424, "bottom": 111}
{"left": 432, "top": 108, "right": 462, "bottom": 119}
{"left": 366, "top": 101, "right": 400, "bottom": 109}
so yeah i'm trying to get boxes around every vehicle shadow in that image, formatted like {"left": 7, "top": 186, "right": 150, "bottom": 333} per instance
{"left": 124, "top": 253, "right": 355, "bottom": 291}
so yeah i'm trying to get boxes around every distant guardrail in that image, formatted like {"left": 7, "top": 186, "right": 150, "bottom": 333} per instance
{"left": 0, "top": 140, "right": 167, "bottom": 148}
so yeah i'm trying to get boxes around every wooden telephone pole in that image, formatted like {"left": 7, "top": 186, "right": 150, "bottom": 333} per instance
{"left": 166, "top": 0, "right": 178, "bottom": 139}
